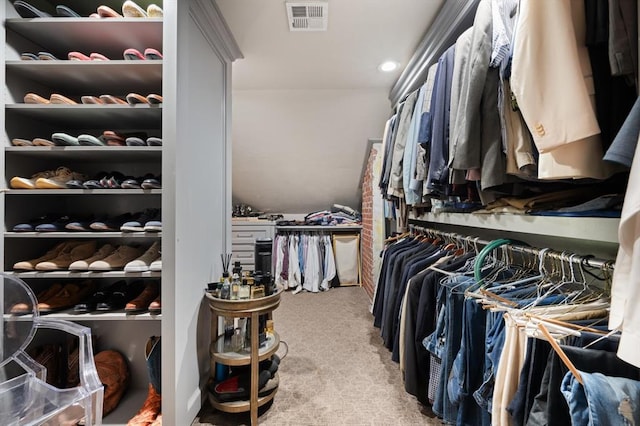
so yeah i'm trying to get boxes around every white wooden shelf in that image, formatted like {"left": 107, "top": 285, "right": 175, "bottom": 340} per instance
{"left": 6, "top": 189, "right": 161, "bottom": 195}
{"left": 5, "top": 104, "right": 162, "bottom": 128}
{"left": 10, "top": 271, "right": 161, "bottom": 278}
{"left": 411, "top": 212, "right": 620, "bottom": 244}
{"left": 5, "top": 232, "right": 161, "bottom": 238}
{"left": 6, "top": 18, "right": 162, "bottom": 59}
{"left": 6, "top": 61, "right": 162, "bottom": 93}
{"left": 41, "top": 311, "right": 160, "bottom": 321}
{"left": 5, "top": 146, "right": 162, "bottom": 161}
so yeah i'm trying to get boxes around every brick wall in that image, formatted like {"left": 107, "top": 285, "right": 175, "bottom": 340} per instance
{"left": 361, "top": 147, "right": 377, "bottom": 299}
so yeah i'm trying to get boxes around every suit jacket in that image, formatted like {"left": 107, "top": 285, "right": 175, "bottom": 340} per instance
{"left": 450, "top": 0, "right": 493, "bottom": 171}
{"left": 511, "top": 0, "right": 601, "bottom": 154}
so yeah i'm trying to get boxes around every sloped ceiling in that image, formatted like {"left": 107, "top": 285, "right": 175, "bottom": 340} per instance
{"left": 216, "top": 0, "right": 444, "bottom": 214}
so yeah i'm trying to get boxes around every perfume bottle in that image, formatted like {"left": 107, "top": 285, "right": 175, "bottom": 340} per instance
{"left": 231, "top": 276, "right": 240, "bottom": 301}
{"left": 239, "top": 278, "right": 250, "bottom": 300}
{"left": 220, "top": 272, "right": 231, "bottom": 299}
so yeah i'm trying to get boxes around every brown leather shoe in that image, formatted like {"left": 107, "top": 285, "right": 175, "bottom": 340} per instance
{"left": 95, "top": 350, "right": 130, "bottom": 416}
{"left": 13, "top": 241, "right": 71, "bottom": 270}
{"left": 127, "top": 383, "right": 161, "bottom": 426}
{"left": 10, "top": 283, "right": 63, "bottom": 314}
{"left": 148, "top": 295, "right": 161, "bottom": 314}
{"left": 37, "top": 280, "right": 96, "bottom": 312}
{"left": 36, "top": 240, "right": 97, "bottom": 271}
{"left": 125, "top": 281, "right": 159, "bottom": 312}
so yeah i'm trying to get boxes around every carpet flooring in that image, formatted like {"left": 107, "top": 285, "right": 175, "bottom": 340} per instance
{"left": 194, "top": 286, "right": 442, "bottom": 425}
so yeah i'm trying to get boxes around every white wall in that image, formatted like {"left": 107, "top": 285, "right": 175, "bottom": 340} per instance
{"left": 232, "top": 89, "right": 390, "bottom": 214}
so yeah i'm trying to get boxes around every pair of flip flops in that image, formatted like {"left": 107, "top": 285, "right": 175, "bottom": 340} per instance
{"left": 20, "top": 52, "right": 57, "bottom": 60}
{"left": 24, "top": 93, "right": 76, "bottom": 105}
{"left": 12, "top": 1, "right": 80, "bottom": 18}
{"left": 68, "top": 52, "right": 110, "bottom": 61}
{"left": 124, "top": 48, "right": 163, "bottom": 61}
{"left": 92, "top": 2, "right": 163, "bottom": 19}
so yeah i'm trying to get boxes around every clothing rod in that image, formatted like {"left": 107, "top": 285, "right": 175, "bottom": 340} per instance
{"left": 407, "top": 224, "right": 614, "bottom": 271}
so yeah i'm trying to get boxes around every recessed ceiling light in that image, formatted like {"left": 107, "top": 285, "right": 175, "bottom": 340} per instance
{"left": 378, "top": 61, "right": 399, "bottom": 72}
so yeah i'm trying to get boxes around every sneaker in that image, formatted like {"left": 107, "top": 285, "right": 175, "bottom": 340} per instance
{"left": 13, "top": 213, "right": 61, "bottom": 232}
{"left": 141, "top": 176, "right": 161, "bottom": 189}
{"left": 35, "top": 240, "right": 97, "bottom": 271}
{"left": 89, "top": 245, "right": 144, "bottom": 271}
{"left": 35, "top": 167, "right": 86, "bottom": 189}
{"left": 121, "top": 208, "right": 160, "bottom": 232}
{"left": 34, "top": 215, "right": 73, "bottom": 232}
{"left": 124, "top": 242, "right": 160, "bottom": 272}
{"left": 10, "top": 169, "right": 57, "bottom": 189}
{"left": 90, "top": 213, "right": 135, "bottom": 231}
{"left": 69, "top": 244, "right": 116, "bottom": 271}
{"left": 149, "top": 256, "right": 162, "bottom": 272}
{"left": 144, "top": 48, "right": 163, "bottom": 60}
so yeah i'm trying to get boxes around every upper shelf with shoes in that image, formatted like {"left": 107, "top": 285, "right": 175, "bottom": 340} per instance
{"left": 5, "top": 18, "right": 162, "bottom": 61}
{"left": 9, "top": 0, "right": 163, "bottom": 20}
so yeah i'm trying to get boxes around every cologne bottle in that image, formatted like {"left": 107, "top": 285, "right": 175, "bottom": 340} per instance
{"left": 220, "top": 272, "right": 231, "bottom": 299}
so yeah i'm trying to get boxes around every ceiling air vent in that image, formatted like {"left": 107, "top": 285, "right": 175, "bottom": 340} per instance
{"left": 286, "top": 2, "right": 328, "bottom": 32}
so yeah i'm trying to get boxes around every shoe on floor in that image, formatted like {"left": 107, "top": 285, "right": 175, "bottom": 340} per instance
{"left": 124, "top": 242, "right": 161, "bottom": 272}
{"left": 122, "top": 0, "right": 147, "bottom": 18}
{"left": 35, "top": 240, "right": 97, "bottom": 270}
{"left": 69, "top": 244, "right": 116, "bottom": 271}
{"left": 89, "top": 245, "right": 144, "bottom": 271}
{"left": 95, "top": 350, "right": 131, "bottom": 416}
{"left": 127, "top": 383, "right": 161, "bottom": 425}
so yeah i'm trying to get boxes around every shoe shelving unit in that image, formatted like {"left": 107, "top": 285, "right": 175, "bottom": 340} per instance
{"left": 2, "top": 1, "right": 241, "bottom": 424}
{"left": 205, "top": 287, "right": 283, "bottom": 425}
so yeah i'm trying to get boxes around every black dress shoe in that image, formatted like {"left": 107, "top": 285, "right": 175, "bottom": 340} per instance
{"left": 75, "top": 280, "right": 127, "bottom": 312}
{"left": 97, "top": 280, "right": 144, "bottom": 311}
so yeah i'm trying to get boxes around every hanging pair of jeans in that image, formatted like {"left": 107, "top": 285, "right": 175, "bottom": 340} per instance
{"left": 561, "top": 370, "right": 640, "bottom": 425}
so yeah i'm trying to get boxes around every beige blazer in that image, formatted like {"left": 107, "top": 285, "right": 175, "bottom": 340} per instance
{"left": 511, "top": 0, "right": 615, "bottom": 180}
{"left": 511, "top": 0, "right": 600, "bottom": 153}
